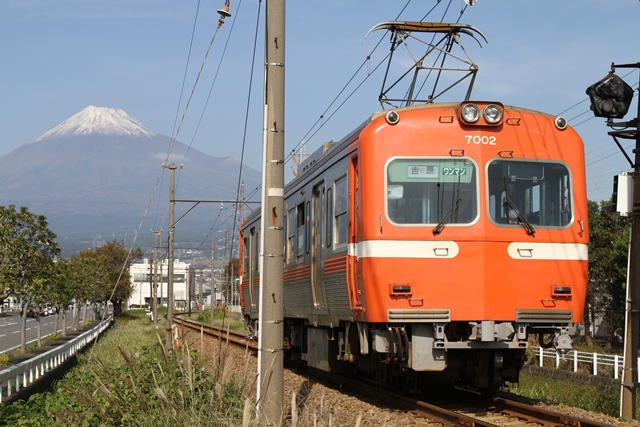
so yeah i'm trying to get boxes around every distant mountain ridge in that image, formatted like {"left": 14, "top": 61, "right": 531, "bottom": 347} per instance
{"left": 0, "top": 106, "right": 260, "bottom": 256}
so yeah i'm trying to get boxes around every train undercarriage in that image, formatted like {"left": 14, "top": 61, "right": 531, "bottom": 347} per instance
{"left": 249, "top": 318, "right": 573, "bottom": 394}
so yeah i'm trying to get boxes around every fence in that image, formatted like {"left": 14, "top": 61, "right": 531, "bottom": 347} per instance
{"left": 0, "top": 314, "right": 113, "bottom": 402}
{"left": 535, "top": 346, "right": 638, "bottom": 380}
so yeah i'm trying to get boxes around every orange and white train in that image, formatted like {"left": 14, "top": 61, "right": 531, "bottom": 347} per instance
{"left": 239, "top": 100, "right": 589, "bottom": 391}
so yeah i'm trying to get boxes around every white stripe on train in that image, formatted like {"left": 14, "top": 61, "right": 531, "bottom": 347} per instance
{"left": 348, "top": 241, "right": 588, "bottom": 261}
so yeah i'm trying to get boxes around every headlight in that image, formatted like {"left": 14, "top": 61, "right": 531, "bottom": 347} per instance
{"left": 554, "top": 116, "right": 568, "bottom": 130}
{"left": 385, "top": 110, "right": 400, "bottom": 125}
{"left": 461, "top": 103, "right": 480, "bottom": 123}
{"left": 483, "top": 104, "right": 503, "bottom": 124}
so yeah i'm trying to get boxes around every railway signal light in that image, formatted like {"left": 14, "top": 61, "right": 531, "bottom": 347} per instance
{"left": 585, "top": 73, "right": 634, "bottom": 119}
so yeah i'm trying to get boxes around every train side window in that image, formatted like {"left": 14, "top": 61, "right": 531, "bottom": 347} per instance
{"left": 326, "top": 188, "right": 333, "bottom": 247}
{"left": 297, "top": 203, "right": 305, "bottom": 259}
{"left": 254, "top": 230, "right": 259, "bottom": 277}
{"left": 242, "top": 235, "right": 249, "bottom": 275}
{"left": 487, "top": 160, "right": 572, "bottom": 227}
{"left": 283, "top": 211, "right": 287, "bottom": 262}
{"left": 305, "top": 201, "right": 311, "bottom": 254}
{"left": 334, "top": 177, "right": 348, "bottom": 246}
{"left": 287, "top": 208, "right": 296, "bottom": 263}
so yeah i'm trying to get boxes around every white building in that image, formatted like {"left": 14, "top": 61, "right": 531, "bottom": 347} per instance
{"left": 128, "top": 258, "right": 194, "bottom": 310}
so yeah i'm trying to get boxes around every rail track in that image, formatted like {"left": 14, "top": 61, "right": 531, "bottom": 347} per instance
{"left": 173, "top": 316, "right": 616, "bottom": 427}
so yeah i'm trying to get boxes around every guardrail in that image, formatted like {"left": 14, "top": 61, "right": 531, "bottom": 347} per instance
{"left": 0, "top": 315, "right": 114, "bottom": 402}
{"left": 535, "top": 346, "right": 639, "bottom": 380}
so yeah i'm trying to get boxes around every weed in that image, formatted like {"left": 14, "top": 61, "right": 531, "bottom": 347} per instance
{"left": 512, "top": 370, "right": 620, "bottom": 417}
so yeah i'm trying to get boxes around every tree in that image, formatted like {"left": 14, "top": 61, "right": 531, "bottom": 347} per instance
{"left": 80, "top": 240, "right": 142, "bottom": 316}
{"left": 587, "top": 199, "right": 631, "bottom": 346}
{"left": 55, "top": 255, "right": 110, "bottom": 332}
{"left": 224, "top": 258, "right": 239, "bottom": 306}
{"left": 50, "top": 259, "right": 74, "bottom": 336}
{"left": 0, "top": 205, "right": 59, "bottom": 353}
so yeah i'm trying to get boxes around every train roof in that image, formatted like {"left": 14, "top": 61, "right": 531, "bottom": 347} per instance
{"left": 370, "top": 101, "right": 560, "bottom": 121}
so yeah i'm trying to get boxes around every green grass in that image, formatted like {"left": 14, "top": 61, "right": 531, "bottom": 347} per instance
{"left": 0, "top": 310, "right": 257, "bottom": 426}
{"left": 192, "top": 310, "right": 246, "bottom": 331}
{"left": 510, "top": 370, "right": 622, "bottom": 418}
{"left": 2, "top": 314, "right": 636, "bottom": 425}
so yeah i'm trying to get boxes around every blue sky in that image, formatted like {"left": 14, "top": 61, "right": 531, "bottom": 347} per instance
{"left": 1, "top": 0, "right": 638, "bottom": 203}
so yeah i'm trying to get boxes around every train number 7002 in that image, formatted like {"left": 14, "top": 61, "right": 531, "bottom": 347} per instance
{"left": 465, "top": 135, "right": 496, "bottom": 145}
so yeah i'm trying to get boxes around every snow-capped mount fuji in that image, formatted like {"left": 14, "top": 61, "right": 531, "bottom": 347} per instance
{"left": 0, "top": 106, "right": 261, "bottom": 256}
{"left": 31, "top": 105, "right": 159, "bottom": 142}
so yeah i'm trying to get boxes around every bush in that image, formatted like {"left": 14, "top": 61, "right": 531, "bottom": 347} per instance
{"left": 0, "top": 353, "right": 9, "bottom": 367}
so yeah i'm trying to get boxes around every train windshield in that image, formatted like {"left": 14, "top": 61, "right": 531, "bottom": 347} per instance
{"left": 487, "top": 160, "right": 572, "bottom": 227}
{"left": 386, "top": 158, "right": 477, "bottom": 225}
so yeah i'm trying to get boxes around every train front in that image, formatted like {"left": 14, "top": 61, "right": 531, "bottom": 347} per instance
{"left": 354, "top": 101, "right": 589, "bottom": 390}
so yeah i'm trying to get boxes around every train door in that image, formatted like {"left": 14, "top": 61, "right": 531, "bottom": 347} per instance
{"left": 311, "top": 181, "right": 326, "bottom": 307}
{"left": 348, "top": 156, "right": 363, "bottom": 308}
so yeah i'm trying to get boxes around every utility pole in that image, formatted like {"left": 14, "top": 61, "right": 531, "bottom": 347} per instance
{"left": 160, "top": 262, "right": 164, "bottom": 309}
{"left": 235, "top": 182, "right": 246, "bottom": 308}
{"left": 148, "top": 255, "right": 153, "bottom": 314}
{"left": 257, "top": 0, "right": 285, "bottom": 424}
{"left": 586, "top": 63, "right": 638, "bottom": 420}
{"left": 163, "top": 163, "right": 182, "bottom": 352}
{"left": 210, "top": 238, "right": 215, "bottom": 324}
{"left": 198, "top": 267, "right": 203, "bottom": 309}
{"left": 152, "top": 229, "right": 161, "bottom": 327}
{"left": 224, "top": 227, "right": 231, "bottom": 307}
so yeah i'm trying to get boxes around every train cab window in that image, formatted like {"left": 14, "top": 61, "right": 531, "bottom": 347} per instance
{"left": 287, "top": 208, "right": 296, "bottom": 263}
{"left": 488, "top": 160, "right": 572, "bottom": 227}
{"left": 386, "top": 158, "right": 477, "bottom": 225}
{"left": 334, "top": 177, "right": 348, "bottom": 246}
{"left": 297, "top": 203, "right": 305, "bottom": 259}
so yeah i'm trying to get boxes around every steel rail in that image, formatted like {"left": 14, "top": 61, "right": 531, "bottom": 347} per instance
{"left": 175, "top": 316, "right": 616, "bottom": 427}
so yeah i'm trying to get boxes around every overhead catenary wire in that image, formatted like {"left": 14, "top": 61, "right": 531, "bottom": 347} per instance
{"left": 150, "top": 0, "right": 203, "bottom": 236}
{"left": 242, "top": 1, "right": 488, "bottom": 211}
{"left": 77, "top": 1, "right": 234, "bottom": 385}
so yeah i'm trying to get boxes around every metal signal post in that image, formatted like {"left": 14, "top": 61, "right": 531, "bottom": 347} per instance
{"left": 587, "top": 62, "right": 639, "bottom": 420}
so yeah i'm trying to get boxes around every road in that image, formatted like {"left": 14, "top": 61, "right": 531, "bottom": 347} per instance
{"left": 0, "top": 311, "right": 79, "bottom": 355}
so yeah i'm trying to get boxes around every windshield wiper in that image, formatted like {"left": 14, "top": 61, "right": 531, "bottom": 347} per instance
{"left": 504, "top": 196, "right": 535, "bottom": 237}
{"left": 433, "top": 197, "right": 462, "bottom": 236}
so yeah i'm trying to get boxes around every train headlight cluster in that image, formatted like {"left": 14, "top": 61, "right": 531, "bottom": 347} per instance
{"left": 459, "top": 102, "right": 504, "bottom": 126}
